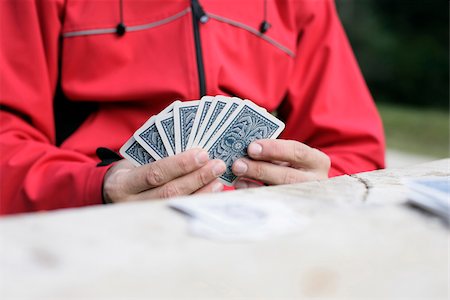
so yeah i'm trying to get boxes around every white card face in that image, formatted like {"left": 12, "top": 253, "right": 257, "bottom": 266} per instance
{"left": 133, "top": 116, "right": 169, "bottom": 160}
{"left": 204, "top": 100, "right": 285, "bottom": 186}
{"left": 192, "top": 96, "right": 231, "bottom": 147}
{"left": 196, "top": 96, "right": 242, "bottom": 148}
{"left": 404, "top": 177, "right": 450, "bottom": 219}
{"left": 155, "top": 112, "right": 175, "bottom": 156}
{"left": 173, "top": 100, "right": 200, "bottom": 154}
{"left": 119, "top": 136, "right": 157, "bottom": 166}
{"left": 186, "top": 96, "right": 214, "bottom": 150}
{"left": 168, "top": 197, "right": 309, "bottom": 241}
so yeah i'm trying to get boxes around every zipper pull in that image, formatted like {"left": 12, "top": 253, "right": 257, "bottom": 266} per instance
{"left": 191, "top": 0, "right": 209, "bottom": 23}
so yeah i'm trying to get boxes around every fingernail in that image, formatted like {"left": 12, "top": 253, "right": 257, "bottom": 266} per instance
{"left": 212, "top": 161, "right": 226, "bottom": 177}
{"left": 248, "top": 143, "right": 262, "bottom": 156}
{"left": 234, "top": 180, "right": 248, "bottom": 189}
{"left": 195, "top": 150, "right": 209, "bottom": 165}
{"left": 212, "top": 182, "right": 224, "bottom": 192}
{"left": 233, "top": 160, "right": 248, "bottom": 175}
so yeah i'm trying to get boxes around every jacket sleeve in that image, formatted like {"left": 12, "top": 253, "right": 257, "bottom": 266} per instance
{"left": 279, "top": 0, "right": 385, "bottom": 176}
{"left": 0, "top": 1, "right": 108, "bottom": 214}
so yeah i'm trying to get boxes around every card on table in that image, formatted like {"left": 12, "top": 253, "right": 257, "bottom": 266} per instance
{"left": 168, "top": 196, "right": 309, "bottom": 241}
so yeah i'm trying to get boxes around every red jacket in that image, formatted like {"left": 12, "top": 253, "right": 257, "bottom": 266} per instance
{"left": 0, "top": 0, "right": 385, "bottom": 214}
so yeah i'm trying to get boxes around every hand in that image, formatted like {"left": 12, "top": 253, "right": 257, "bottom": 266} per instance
{"left": 232, "top": 139, "right": 330, "bottom": 189}
{"left": 103, "top": 149, "right": 226, "bottom": 203}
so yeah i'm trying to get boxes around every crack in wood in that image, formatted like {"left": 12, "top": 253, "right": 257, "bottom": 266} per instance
{"left": 350, "top": 174, "right": 373, "bottom": 201}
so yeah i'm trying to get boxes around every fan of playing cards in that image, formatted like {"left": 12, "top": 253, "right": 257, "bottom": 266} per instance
{"left": 120, "top": 95, "right": 285, "bottom": 186}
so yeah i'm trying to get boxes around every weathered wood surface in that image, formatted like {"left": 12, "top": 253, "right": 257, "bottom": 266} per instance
{"left": 0, "top": 159, "right": 448, "bottom": 299}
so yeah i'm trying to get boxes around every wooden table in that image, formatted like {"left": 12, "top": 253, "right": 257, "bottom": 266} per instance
{"left": 0, "top": 159, "right": 448, "bottom": 299}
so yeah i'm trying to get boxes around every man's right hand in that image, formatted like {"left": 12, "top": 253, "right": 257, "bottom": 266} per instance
{"left": 102, "top": 149, "right": 226, "bottom": 203}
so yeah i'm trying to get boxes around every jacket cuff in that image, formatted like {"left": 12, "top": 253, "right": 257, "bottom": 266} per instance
{"left": 83, "top": 163, "right": 111, "bottom": 206}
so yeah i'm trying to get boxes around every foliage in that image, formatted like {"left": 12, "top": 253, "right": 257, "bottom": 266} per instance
{"left": 377, "top": 103, "right": 449, "bottom": 157}
{"left": 336, "top": 0, "right": 449, "bottom": 109}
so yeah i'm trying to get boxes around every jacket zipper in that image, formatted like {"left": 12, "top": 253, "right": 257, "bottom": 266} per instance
{"left": 191, "top": 0, "right": 208, "bottom": 97}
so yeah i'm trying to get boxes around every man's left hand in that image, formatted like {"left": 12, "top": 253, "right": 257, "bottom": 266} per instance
{"left": 232, "top": 139, "right": 330, "bottom": 189}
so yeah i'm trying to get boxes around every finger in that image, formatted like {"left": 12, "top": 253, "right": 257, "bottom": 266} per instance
{"left": 234, "top": 178, "right": 263, "bottom": 189}
{"left": 232, "top": 158, "right": 316, "bottom": 185}
{"left": 270, "top": 160, "right": 291, "bottom": 167}
{"left": 123, "top": 149, "right": 210, "bottom": 194}
{"left": 246, "top": 139, "right": 330, "bottom": 170}
{"left": 133, "top": 159, "right": 226, "bottom": 200}
{"left": 194, "top": 179, "right": 224, "bottom": 194}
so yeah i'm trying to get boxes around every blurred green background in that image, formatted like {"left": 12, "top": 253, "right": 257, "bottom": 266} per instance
{"left": 335, "top": 0, "right": 449, "bottom": 159}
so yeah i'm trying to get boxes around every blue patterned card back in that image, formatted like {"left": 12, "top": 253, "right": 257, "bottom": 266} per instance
{"left": 194, "top": 101, "right": 212, "bottom": 138}
{"left": 138, "top": 123, "right": 168, "bottom": 158}
{"left": 202, "top": 102, "right": 239, "bottom": 147}
{"left": 196, "top": 101, "right": 227, "bottom": 144}
{"left": 179, "top": 106, "right": 198, "bottom": 152}
{"left": 161, "top": 117, "right": 175, "bottom": 154}
{"left": 125, "top": 140, "right": 156, "bottom": 165}
{"left": 207, "top": 105, "right": 281, "bottom": 184}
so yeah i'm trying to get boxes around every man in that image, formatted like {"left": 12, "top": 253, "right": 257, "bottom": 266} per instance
{"left": 0, "top": 0, "right": 384, "bottom": 214}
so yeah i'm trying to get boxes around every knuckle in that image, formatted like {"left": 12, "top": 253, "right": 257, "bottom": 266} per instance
{"left": 283, "top": 171, "right": 301, "bottom": 184}
{"left": 293, "top": 142, "right": 307, "bottom": 162}
{"left": 178, "top": 155, "right": 192, "bottom": 173}
{"left": 146, "top": 165, "right": 165, "bottom": 186}
{"left": 314, "top": 149, "right": 331, "bottom": 170}
{"left": 160, "top": 183, "right": 180, "bottom": 199}
{"left": 197, "top": 168, "right": 212, "bottom": 186}
{"left": 253, "top": 163, "right": 266, "bottom": 179}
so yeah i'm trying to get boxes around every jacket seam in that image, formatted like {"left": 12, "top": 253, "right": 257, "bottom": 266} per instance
{"left": 62, "top": 7, "right": 191, "bottom": 38}
{"left": 61, "top": 7, "right": 295, "bottom": 58}
{"left": 206, "top": 13, "right": 295, "bottom": 58}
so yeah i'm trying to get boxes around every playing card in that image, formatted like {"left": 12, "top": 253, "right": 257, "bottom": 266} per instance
{"left": 169, "top": 196, "right": 309, "bottom": 241}
{"left": 186, "top": 96, "right": 214, "bottom": 149}
{"left": 153, "top": 101, "right": 179, "bottom": 156}
{"left": 119, "top": 136, "right": 156, "bottom": 166}
{"left": 173, "top": 100, "right": 200, "bottom": 154}
{"left": 411, "top": 178, "right": 450, "bottom": 195}
{"left": 133, "top": 116, "right": 169, "bottom": 160}
{"left": 191, "top": 96, "right": 233, "bottom": 147}
{"left": 196, "top": 96, "right": 241, "bottom": 148}
{"left": 155, "top": 112, "right": 176, "bottom": 156}
{"left": 405, "top": 177, "right": 450, "bottom": 220}
{"left": 121, "top": 96, "right": 286, "bottom": 179}
{"left": 160, "top": 102, "right": 176, "bottom": 115}
{"left": 205, "top": 100, "right": 285, "bottom": 186}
